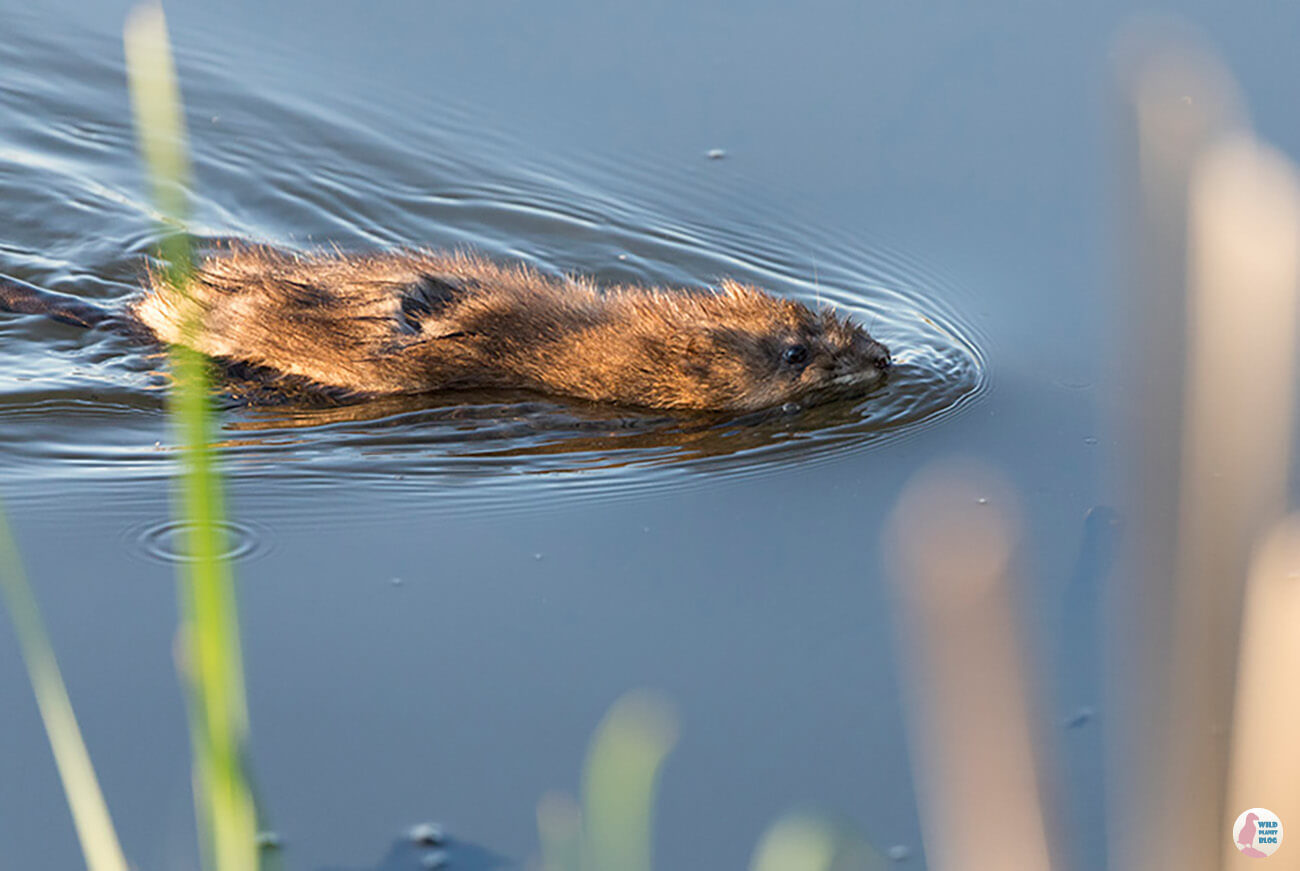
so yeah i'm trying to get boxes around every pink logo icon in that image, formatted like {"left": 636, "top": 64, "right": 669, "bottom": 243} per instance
{"left": 1233, "top": 808, "right": 1284, "bottom": 859}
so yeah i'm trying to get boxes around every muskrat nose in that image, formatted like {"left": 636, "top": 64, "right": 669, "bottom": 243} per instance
{"left": 870, "top": 343, "right": 891, "bottom": 370}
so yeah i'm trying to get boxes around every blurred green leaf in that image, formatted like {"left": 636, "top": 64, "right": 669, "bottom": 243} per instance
{"left": 580, "top": 690, "right": 679, "bottom": 871}
{"left": 750, "top": 815, "right": 838, "bottom": 871}
{"left": 0, "top": 513, "right": 130, "bottom": 871}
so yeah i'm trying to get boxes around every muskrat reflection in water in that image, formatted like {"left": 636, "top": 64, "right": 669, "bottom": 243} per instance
{"left": 4, "top": 243, "right": 892, "bottom": 410}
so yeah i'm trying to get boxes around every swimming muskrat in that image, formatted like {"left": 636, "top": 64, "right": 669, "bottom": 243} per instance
{"left": 0, "top": 244, "right": 891, "bottom": 411}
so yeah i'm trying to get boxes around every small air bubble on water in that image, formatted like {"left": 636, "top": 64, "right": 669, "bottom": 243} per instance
{"left": 782, "top": 401, "right": 801, "bottom": 414}
{"left": 390, "top": 577, "right": 403, "bottom": 587}
{"left": 977, "top": 497, "right": 989, "bottom": 505}
{"left": 705, "top": 148, "right": 727, "bottom": 160}
{"left": 408, "top": 822, "right": 446, "bottom": 846}
{"left": 887, "top": 844, "right": 911, "bottom": 862}
{"left": 1083, "top": 436, "right": 1098, "bottom": 445}
{"left": 533, "top": 553, "right": 544, "bottom": 560}
{"left": 256, "top": 831, "right": 282, "bottom": 850}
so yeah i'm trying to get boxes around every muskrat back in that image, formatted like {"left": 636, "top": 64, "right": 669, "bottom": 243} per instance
{"left": 133, "top": 244, "right": 891, "bottom": 411}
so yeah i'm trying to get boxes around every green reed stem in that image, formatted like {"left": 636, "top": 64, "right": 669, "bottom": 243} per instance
{"left": 125, "top": 5, "right": 258, "bottom": 870}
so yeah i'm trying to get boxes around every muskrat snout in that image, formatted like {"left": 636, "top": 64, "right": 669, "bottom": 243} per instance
{"left": 838, "top": 332, "right": 891, "bottom": 378}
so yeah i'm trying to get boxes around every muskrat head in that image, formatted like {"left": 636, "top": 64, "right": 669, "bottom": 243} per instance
{"left": 652, "top": 281, "right": 891, "bottom": 411}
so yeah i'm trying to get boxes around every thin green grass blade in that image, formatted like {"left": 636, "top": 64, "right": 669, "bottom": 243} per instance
{"left": 0, "top": 513, "right": 130, "bottom": 871}
{"left": 122, "top": 2, "right": 191, "bottom": 284}
{"left": 580, "top": 691, "right": 679, "bottom": 871}
{"left": 125, "top": 6, "right": 258, "bottom": 870}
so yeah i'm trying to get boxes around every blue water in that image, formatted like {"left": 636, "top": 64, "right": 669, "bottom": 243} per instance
{"left": 3, "top": 1, "right": 1299, "bottom": 869}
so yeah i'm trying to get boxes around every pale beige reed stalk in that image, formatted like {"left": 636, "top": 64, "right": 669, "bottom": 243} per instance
{"left": 886, "top": 461, "right": 1054, "bottom": 871}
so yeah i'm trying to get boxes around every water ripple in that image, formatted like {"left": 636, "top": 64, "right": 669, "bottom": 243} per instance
{"left": 124, "top": 518, "right": 270, "bottom": 565}
{"left": 0, "top": 13, "right": 988, "bottom": 517}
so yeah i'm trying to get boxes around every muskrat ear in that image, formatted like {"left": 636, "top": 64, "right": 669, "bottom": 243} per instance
{"left": 399, "top": 274, "right": 465, "bottom": 332}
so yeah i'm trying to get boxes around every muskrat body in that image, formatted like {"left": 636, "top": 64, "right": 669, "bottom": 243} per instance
{"left": 8, "top": 245, "right": 891, "bottom": 411}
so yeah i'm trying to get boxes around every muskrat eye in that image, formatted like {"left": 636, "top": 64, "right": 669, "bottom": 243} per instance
{"left": 782, "top": 344, "right": 809, "bottom": 366}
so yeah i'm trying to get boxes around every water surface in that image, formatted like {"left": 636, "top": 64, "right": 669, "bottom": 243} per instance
{"left": 3, "top": 2, "right": 1300, "bottom": 870}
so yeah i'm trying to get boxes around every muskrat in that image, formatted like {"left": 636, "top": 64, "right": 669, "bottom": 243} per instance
{"left": 1, "top": 244, "right": 891, "bottom": 411}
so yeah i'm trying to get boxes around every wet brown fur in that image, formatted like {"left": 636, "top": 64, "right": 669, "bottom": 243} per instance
{"left": 133, "top": 244, "right": 890, "bottom": 411}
